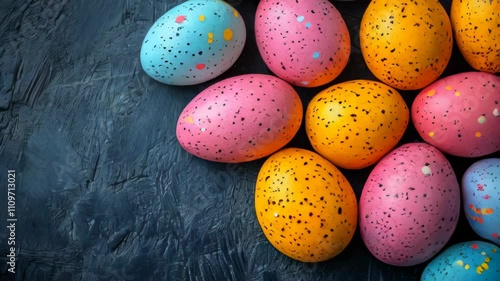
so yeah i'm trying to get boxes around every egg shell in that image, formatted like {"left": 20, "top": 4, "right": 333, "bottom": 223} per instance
{"left": 412, "top": 71, "right": 500, "bottom": 157}
{"left": 255, "top": 148, "right": 358, "bottom": 262}
{"left": 359, "top": 0, "right": 453, "bottom": 90}
{"left": 254, "top": 0, "right": 350, "bottom": 87}
{"left": 305, "top": 80, "right": 409, "bottom": 169}
{"left": 451, "top": 0, "right": 500, "bottom": 73}
{"left": 462, "top": 158, "right": 500, "bottom": 245}
{"left": 176, "top": 74, "right": 303, "bottom": 163}
{"left": 140, "top": 0, "right": 246, "bottom": 85}
{"left": 359, "top": 143, "right": 461, "bottom": 266}
{"left": 421, "top": 241, "right": 500, "bottom": 281}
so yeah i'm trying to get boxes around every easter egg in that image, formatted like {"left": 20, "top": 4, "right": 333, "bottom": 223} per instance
{"left": 254, "top": 0, "right": 350, "bottom": 87}
{"left": 360, "top": 0, "right": 453, "bottom": 90}
{"left": 255, "top": 148, "right": 358, "bottom": 262}
{"left": 421, "top": 241, "right": 500, "bottom": 280}
{"left": 359, "top": 143, "right": 461, "bottom": 266}
{"left": 462, "top": 158, "right": 500, "bottom": 245}
{"left": 305, "top": 80, "right": 409, "bottom": 169}
{"left": 412, "top": 71, "right": 500, "bottom": 157}
{"left": 451, "top": 0, "right": 500, "bottom": 73}
{"left": 176, "top": 74, "right": 303, "bottom": 163}
{"left": 140, "top": 0, "right": 246, "bottom": 85}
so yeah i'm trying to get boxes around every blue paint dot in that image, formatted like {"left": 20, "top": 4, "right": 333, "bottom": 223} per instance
{"left": 301, "top": 81, "right": 309, "bottom": 85}
{"left": 305, "top": 22, "right": 312, "bottom": 29}
{"left": 312, "top": 51, "right": 320, "bottom": 59}
{"left": 297, "top": 16, "right": 305, "bottom": 23}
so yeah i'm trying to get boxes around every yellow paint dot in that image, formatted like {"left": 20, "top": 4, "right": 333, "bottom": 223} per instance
{"left": 478, "top": 116, "right": 487, "bottom": 124}
{"left": 476, "top": 132, "right": 482, "bottom": 138}
{"left": 485, "top": 257, "right": 491, "bottom": 262}
{"left": 455, "top": 91, "right": 461, "bottom": 97}
{"left": 233, "top": 10, "right": 239, "bottom": 18}
{"left": 199, "top": 15, "right": 205, "bottom": 22}
{"left": 465, "top": 264, "right": 470, "bottom": 270}
{"left": 445, "top": 85, "right": 452, "bottom": 90}
{"left": 476, "top": 266, "right": 483, "bottom": 274}
{"left": 427, "top": 89, "right": 436, "bottom": 96}
{"left": 208, "top": 32, "right": 214, "bottom": 44}
{"left": 429, "top": 131, "right": 435, "bottom": 138}
{"left": 456, "top": 260, "right": 464, "bottom": 266}
{"left": 184, "top": 116, "right": 194, "bottom": 124}
{"left": 481, "top": 262, "right": 489, "bottom": 270}
{"left": 223, "top": 28, "right": 233, "bottom": 41}
{"left": 493, "top": 248, "right": 497, "bottom": 253}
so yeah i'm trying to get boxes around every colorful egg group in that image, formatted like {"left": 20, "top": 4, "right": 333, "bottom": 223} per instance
{"left": 421, "top": 241, "right": 500, "bottom": 280}
{"left": 176, "top": 74, "right": 302, "bottom": 163}
{"left": 255, "top": 148, "right": 358, "bottom": 262}
{"left": 305, "top": 80, "right": 409, "bottom": 169}
{"left": 255, "top": 0, "right": 350, "bottom": 87}
{"left": 462, "top": 158, "right": 500, "bottom": 245}
{"left": 412, "top": 71, "right": 500, "bottom": 157}
{"left": 360, "top": 0, "right": 453, "bottom": 90}
{"left": 359, "top": 143, "right": 461, "bottom": 266}
{"left": 140, "top": 0, "right": 246, "bottom": 85}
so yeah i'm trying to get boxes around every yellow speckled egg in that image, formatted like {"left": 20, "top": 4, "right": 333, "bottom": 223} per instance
{"left": 451, "top": 0, "right": 500, "bottom": 73}
{"left": 305, "top": 80, "right": 409, "bottom": 169}
{"left": 255, "top": 148, "right": 358, "bottom": 262}
{"left": 360, "top": 0, "right": 453, "bottom": 90}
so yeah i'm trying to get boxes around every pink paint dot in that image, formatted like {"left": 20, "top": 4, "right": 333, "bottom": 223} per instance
{"left": 477, "top": 184, "right": 484, "bottom": 191}
{"left": 493, "top": 233, "right": 499, "bottom": 238}
{"left": 483, "top": 194, "right": 490, "bottom": 200}
{"left": 175, "top": 15, "right": 186, "bottom": 23}
{"left": 196, "top": 63, "right": 205, "bottom": 70}
{"left": 471, "top": 243, "right": 479, "bottom": 250}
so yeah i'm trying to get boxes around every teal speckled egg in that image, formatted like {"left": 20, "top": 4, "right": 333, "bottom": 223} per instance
{"left": 421, "top": 241, "right": 500, "bottom": 281}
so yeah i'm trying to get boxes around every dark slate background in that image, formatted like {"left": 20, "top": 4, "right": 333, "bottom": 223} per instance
{"left": 0, "top": 0, "right": 498, "bottom": 280}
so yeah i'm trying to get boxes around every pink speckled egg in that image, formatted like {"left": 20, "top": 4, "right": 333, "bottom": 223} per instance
{"left": 412, "top": 71, "right": 500, "bottom": 157}
{"left": 359, "top": 143, "right": 461, "bottom": 266}
{"left": 255, "top": 0, "right": 350, "bottom": 87}
{"left": 176, "top": 74, "right": 303, "bottom": 163}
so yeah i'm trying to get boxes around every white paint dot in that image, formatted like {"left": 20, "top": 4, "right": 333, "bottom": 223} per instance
{"left": 494, "top": 108, "right": 499, "bottom": 117}
{"left": 274, "top": 212, "right": 279, "bottom": 218}
{"left": 201, "top": 127, "right": 206, "bottom": 132}
{"left": 301, "top": 81, "right": 309, "bottom": 85}
{"left": 421, "top": 165, "right": 432, "bottom": 176}
{"left": 478, "top": 116, "right": 487, "bottom": 124}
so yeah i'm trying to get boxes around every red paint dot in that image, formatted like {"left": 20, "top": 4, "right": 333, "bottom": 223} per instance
{"left": 493, "top": 233, "right": 499, "bottom": 238}
{"left": 471, "top": 243, "right": 479, "bottom": 250}
{"left": 196, "top": 63, "right": 205, "bottom": 70}
{"left": 175, "top": 15, "right": 186, "bottom": 23}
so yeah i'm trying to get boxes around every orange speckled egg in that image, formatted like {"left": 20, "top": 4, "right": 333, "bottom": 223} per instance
{"left": 360, "top": 0, "right": 453, "bottom": 90}
{"left": 451, "top": 0, "right": 500, "bottom": 73}
{"left": 305, "top": 80, "right": 409, "bottom": 170}
{"left": 254, "top": 148, "right": 358, "bottom": 262}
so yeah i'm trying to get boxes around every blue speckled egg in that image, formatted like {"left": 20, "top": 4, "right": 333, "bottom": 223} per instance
{"left": 421, "top": 241, "right": 500, "bottom": 281}
{"left": 140, "top": 0, "right": 246, "bottom": 85}
{"left": 462, "top": 158, "right": 500, "bottom": 245}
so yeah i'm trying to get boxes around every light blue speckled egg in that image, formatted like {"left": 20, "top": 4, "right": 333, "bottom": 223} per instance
{"left": 462, "top": 158, "right": 500, "bottom": 245}
{"left": 421, "top": 241, "right": 500, "bottom": 281}
{"left": 140, "top": 0, "right": 246, "bottom": 85}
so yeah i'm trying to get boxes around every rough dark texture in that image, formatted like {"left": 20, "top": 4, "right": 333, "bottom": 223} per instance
{"left": 0, "top": 0, "right": 497, "bottom": 280}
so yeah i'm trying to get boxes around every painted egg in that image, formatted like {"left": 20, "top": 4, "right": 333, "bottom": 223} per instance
{"left": 412, "top": 71, "right": 500, "bottom": 157}
{"left": 462, "top": 158, "right": 500, "bottom": 245}
{"left": 176, "top": 74, "right": 302, "bottom": 163}
{"left": 451, "top": 0, "right": 500, "bottom": 73}
{"left": 360, "top": 0, "right": 453, "bottom": 90}
{"left": 421, "top": 241, "right": 500, "bottom": 280}
{"left": 359, "top": 143, "right": 461, "bottom": 266}
{"left": 305, "top": 80, "right": 409, "bottom": 170}
{"left": 255, "top": 148, "right": 358, "bottom": 262}
{"left": 140, "top": 0, "right": 246, "bottom": 85}
{"left": 254, "top": 0, "right": 350, "bottom": 87}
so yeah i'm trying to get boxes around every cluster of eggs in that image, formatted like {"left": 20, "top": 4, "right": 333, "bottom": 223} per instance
{"left": 140, "top": 0, "right": 500, "bottom": 278}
